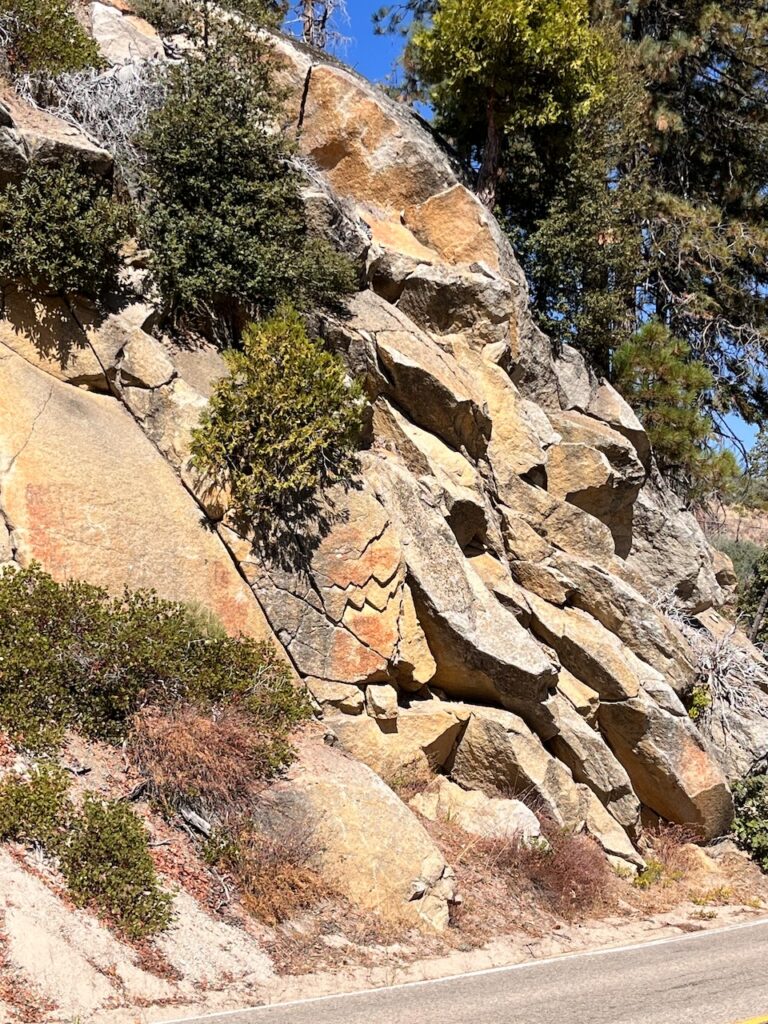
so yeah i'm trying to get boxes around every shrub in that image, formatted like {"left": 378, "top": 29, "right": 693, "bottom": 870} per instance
{"left": 137, "top": 12, "right": 355, "bottom": 341}
{"left": 732, "top": 774, "right": 768, "bottom": 872}
{"left": 191, "top": 308, "right": 363, "bottom": 526}
{"left": 465, "top": 826, "right": 611, "bottom": 920}
{"left": 205, "top": 817, "right": 326, "bottom": 925}
{"left": 0, "top": 769, "right": 171, "bottom": 938}
{"left": 0, "top": 159, "right": 126, "bottom": 298}
{"left": 0, "top": 0, "right": 102, "bottom": 78}
{"left": 0, "top": 563, "right": 309, "bottom": 751}
{"left": 62, "top": 795, "right": 173, "bottom": 939}
{"left": 130, "top": 703, "right": 279, "bottom": 818}
{"left": 0, "top": 764, "right": 70, "bottom": 852}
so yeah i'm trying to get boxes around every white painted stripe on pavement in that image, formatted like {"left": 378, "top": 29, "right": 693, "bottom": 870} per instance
{"left": 161, "top": 915, "right": 768, "bottom": 1024}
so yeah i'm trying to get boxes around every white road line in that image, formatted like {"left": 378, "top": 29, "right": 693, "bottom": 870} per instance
{"left": 161, "top": 915, "right": 768, "bottom": 1024}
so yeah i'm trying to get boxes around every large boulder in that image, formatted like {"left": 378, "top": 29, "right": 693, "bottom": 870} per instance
{"left": 0, "top": 344, "right": 274, "bottom": 640}
{"left": 326, "top": 700, "right": 466, "bottom": 779}
{"left": 410, "top": 776, "right": 542, "bottom": 843}
{"left": 259, "top": 736, "right": 459, "bottom": 930}
{"left": 598, "top": 690, "right": 734, "bottom": 840}
{"left": 449, "top": 702, "right": 641, "bottom": 867}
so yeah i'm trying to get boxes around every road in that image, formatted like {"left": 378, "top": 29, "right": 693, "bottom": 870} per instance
{"left": 172, "top": 919, "right": 768, "bottom": 1024}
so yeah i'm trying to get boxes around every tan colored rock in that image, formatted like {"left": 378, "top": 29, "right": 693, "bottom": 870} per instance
{"left": 368, "top": 457, "right": 558, "bottom": 711}
{"left": 89, "top": 1, "right": 164, "bottom": 63}
{"left": 299, "top": 64, "right": 456, "bottom": 211}
{"left": 124, "top": 378, "right": 207, "bottom": 469}
{"left": 511, "top": 560, "right": 573, "bottom": 606}
{"left": 394, "top": 584, "right": 437, "bottom": 690}
{"left": 366, "top": 683, "right": 399, "bottom": 721}
{"left": 0, "top": 93, "right": 112, "bottom": 176}
{"left": 232, "top": 479, "right": 404, "bottom": 685}
{"left": 0, "top": 345, "right": 274, "bottom": 641}
{"left": 526, "top": 593, "right": 641, "bottom": 702}
{"left": 449, "top": 702, "right": 642, "bottom": 865}
{"left": 466, "top": 551, "right": 533, "bottom": 621}
{"left": 260, "top": 737, "right": 459, "bottom": 930}
{"left": 598, "top": 691, "right": 733, "bottom": 839}
{"left": 587, "top": 382, "right": 650, "bottom": 465}
{"left": 0, "top": 287, "right": 115, "bottom": 390}
{"left": 553, "top": 345, "right": 595, "bottom": 411}
{"left": 306, "top": 678, "right": 364, "bottom": 715}
{"left": 327, "top": 702, "right": 464, "bottom": 779}
{"left": 411, "top": 777, "right": 542, "bottom": 842}
{"left": 501, "top": 476, "right": 616, "bottom": 564}
{"left": 372, "top": 398, "right": 491, "bottom": 549}
{"left": 396, "top": 263, "right": 516, "bottom": 348}
{"left": 454, "top": 342, "right": 547, "bottom": 486}
{"left": 403, "top": 185, "right": 503, "bottom": 272}
{"left": 548, "top": 693, "right": 640, "bottom": 831}
{"left": 450, "top": 704, "right": 584, "bottom": 827}
{"left": 118, "top": 332, "right": 175, "bottom": 390}
{"left": 557, "top": 668, "right": 599, "bottom": 722}
{"left": 548, "top": 551, "right": 695, "bottom": 694}
{"left": 341, "top": 292, "right": 491, "bottom": 460}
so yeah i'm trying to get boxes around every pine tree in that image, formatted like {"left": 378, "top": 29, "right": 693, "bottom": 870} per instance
{"left": 407, "top": 0, "right": 608, "bottom": 208}
{"left": 613, "top": 321, "right": 738, "bottom": 499}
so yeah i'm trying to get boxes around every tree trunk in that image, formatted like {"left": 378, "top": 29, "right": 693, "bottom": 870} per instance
{"left": 301, "top": 0, "right": 315, "bottom": 46}
{"left": 476, "top": 94, "right": 502, "bottom": 210}
{"left": 750, "top": 585, "right": 768, "bottom": 643}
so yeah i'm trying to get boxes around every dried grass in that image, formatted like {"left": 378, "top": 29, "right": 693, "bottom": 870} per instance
{"left": 208, "top": 816, "right": 328, "bottom": 927}
{"left": 129, "top": 703, "right": 272, "bottom": 820}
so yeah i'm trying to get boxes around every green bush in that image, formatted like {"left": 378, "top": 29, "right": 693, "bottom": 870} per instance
{"left": 0, "top": 0, "right": 102, "bottom": 77}
{"left": 0, "top": 770, "right": 171, "bottom": 938}
{"left": 137, "top": 13, "right": 355, "bottom": 342}
{"left": 62, "top": 795, "right": 173, "bottom": 939}
{"left": 0, "top": 159, "right": 126, "bottom": 298}
{"left": 0, "top": 563, "right": 309, "bottom": 752}
{"left": 0, "top": 764, "right": 70, "bottom": 851}
{"left": 687, "top": 684, "right": 712, "bottom": 722}
{"left": 191, "top": 307, "right": 363, "bottom": 526}
{"left": 732, "top": 774, "right": 768, "bottom": 872}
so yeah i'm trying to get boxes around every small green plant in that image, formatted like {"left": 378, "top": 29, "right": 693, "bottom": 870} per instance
{"left": 0, "top": 770, "right": 171, "bottom": 938}
{"left": 0, "top": 0, "right": 102, "bottom": 77}
{"left": 191, "top": 307, "right": 363, "bottom": 526}
{"left": 62, "top": 795, "right": 173, "bottom": 939}
{"left": 633, "top": 858, "right": 665, "bottom": 889}
{"left": 0, "top": 563, "right": 309, "bottom": 752}
{"left": 732, "top": 773, "right": 768, "bottom": 872}
{"left": 688, "top": 684, "right": 712, "bottom": 722}
{"left": 0, "top": 160, "right": 126, "bottom": 298}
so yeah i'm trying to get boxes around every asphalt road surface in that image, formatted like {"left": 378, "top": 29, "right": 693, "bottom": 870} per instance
{"left": 172, "top": 919, "right": 768, "bottom": 1024}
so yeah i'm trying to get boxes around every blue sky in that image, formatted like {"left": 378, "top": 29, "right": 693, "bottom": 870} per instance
{"left": 337, "top": 1, "right": 403, "bottom": 82}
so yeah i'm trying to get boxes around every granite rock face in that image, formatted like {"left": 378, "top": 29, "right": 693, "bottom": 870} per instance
{"left": 0, "top": 22, "right": 761, "bottom": 928}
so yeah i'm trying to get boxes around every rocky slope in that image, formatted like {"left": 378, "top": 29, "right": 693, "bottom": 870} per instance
{"left": 1, "top": 1, "right": 768, "bottom": 948}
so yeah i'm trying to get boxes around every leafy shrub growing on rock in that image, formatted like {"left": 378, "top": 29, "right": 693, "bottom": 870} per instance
{"left": 0, "top": 0, "right": 102, "bottom": 78}
{"left": 0, "top": 563, "right": 308, "bottom": 752}
{"left": 732, "top": 774, "right": 768, "bottom": 872}
{"left": 0, "top": 159, "right": 125, "bottom": 298}
{"left": 0, "top": 769, "right": 171, "bottom": 938}
{"left": 137, "top": 12, "right": 355, "bottom": 341}
{"left": 191, "top": 307, "right": 363, "bottom": 527}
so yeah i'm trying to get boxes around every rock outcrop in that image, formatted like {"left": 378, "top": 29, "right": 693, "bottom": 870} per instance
{"left": 0, "top": 15, "right": 764, "bottom": 928}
